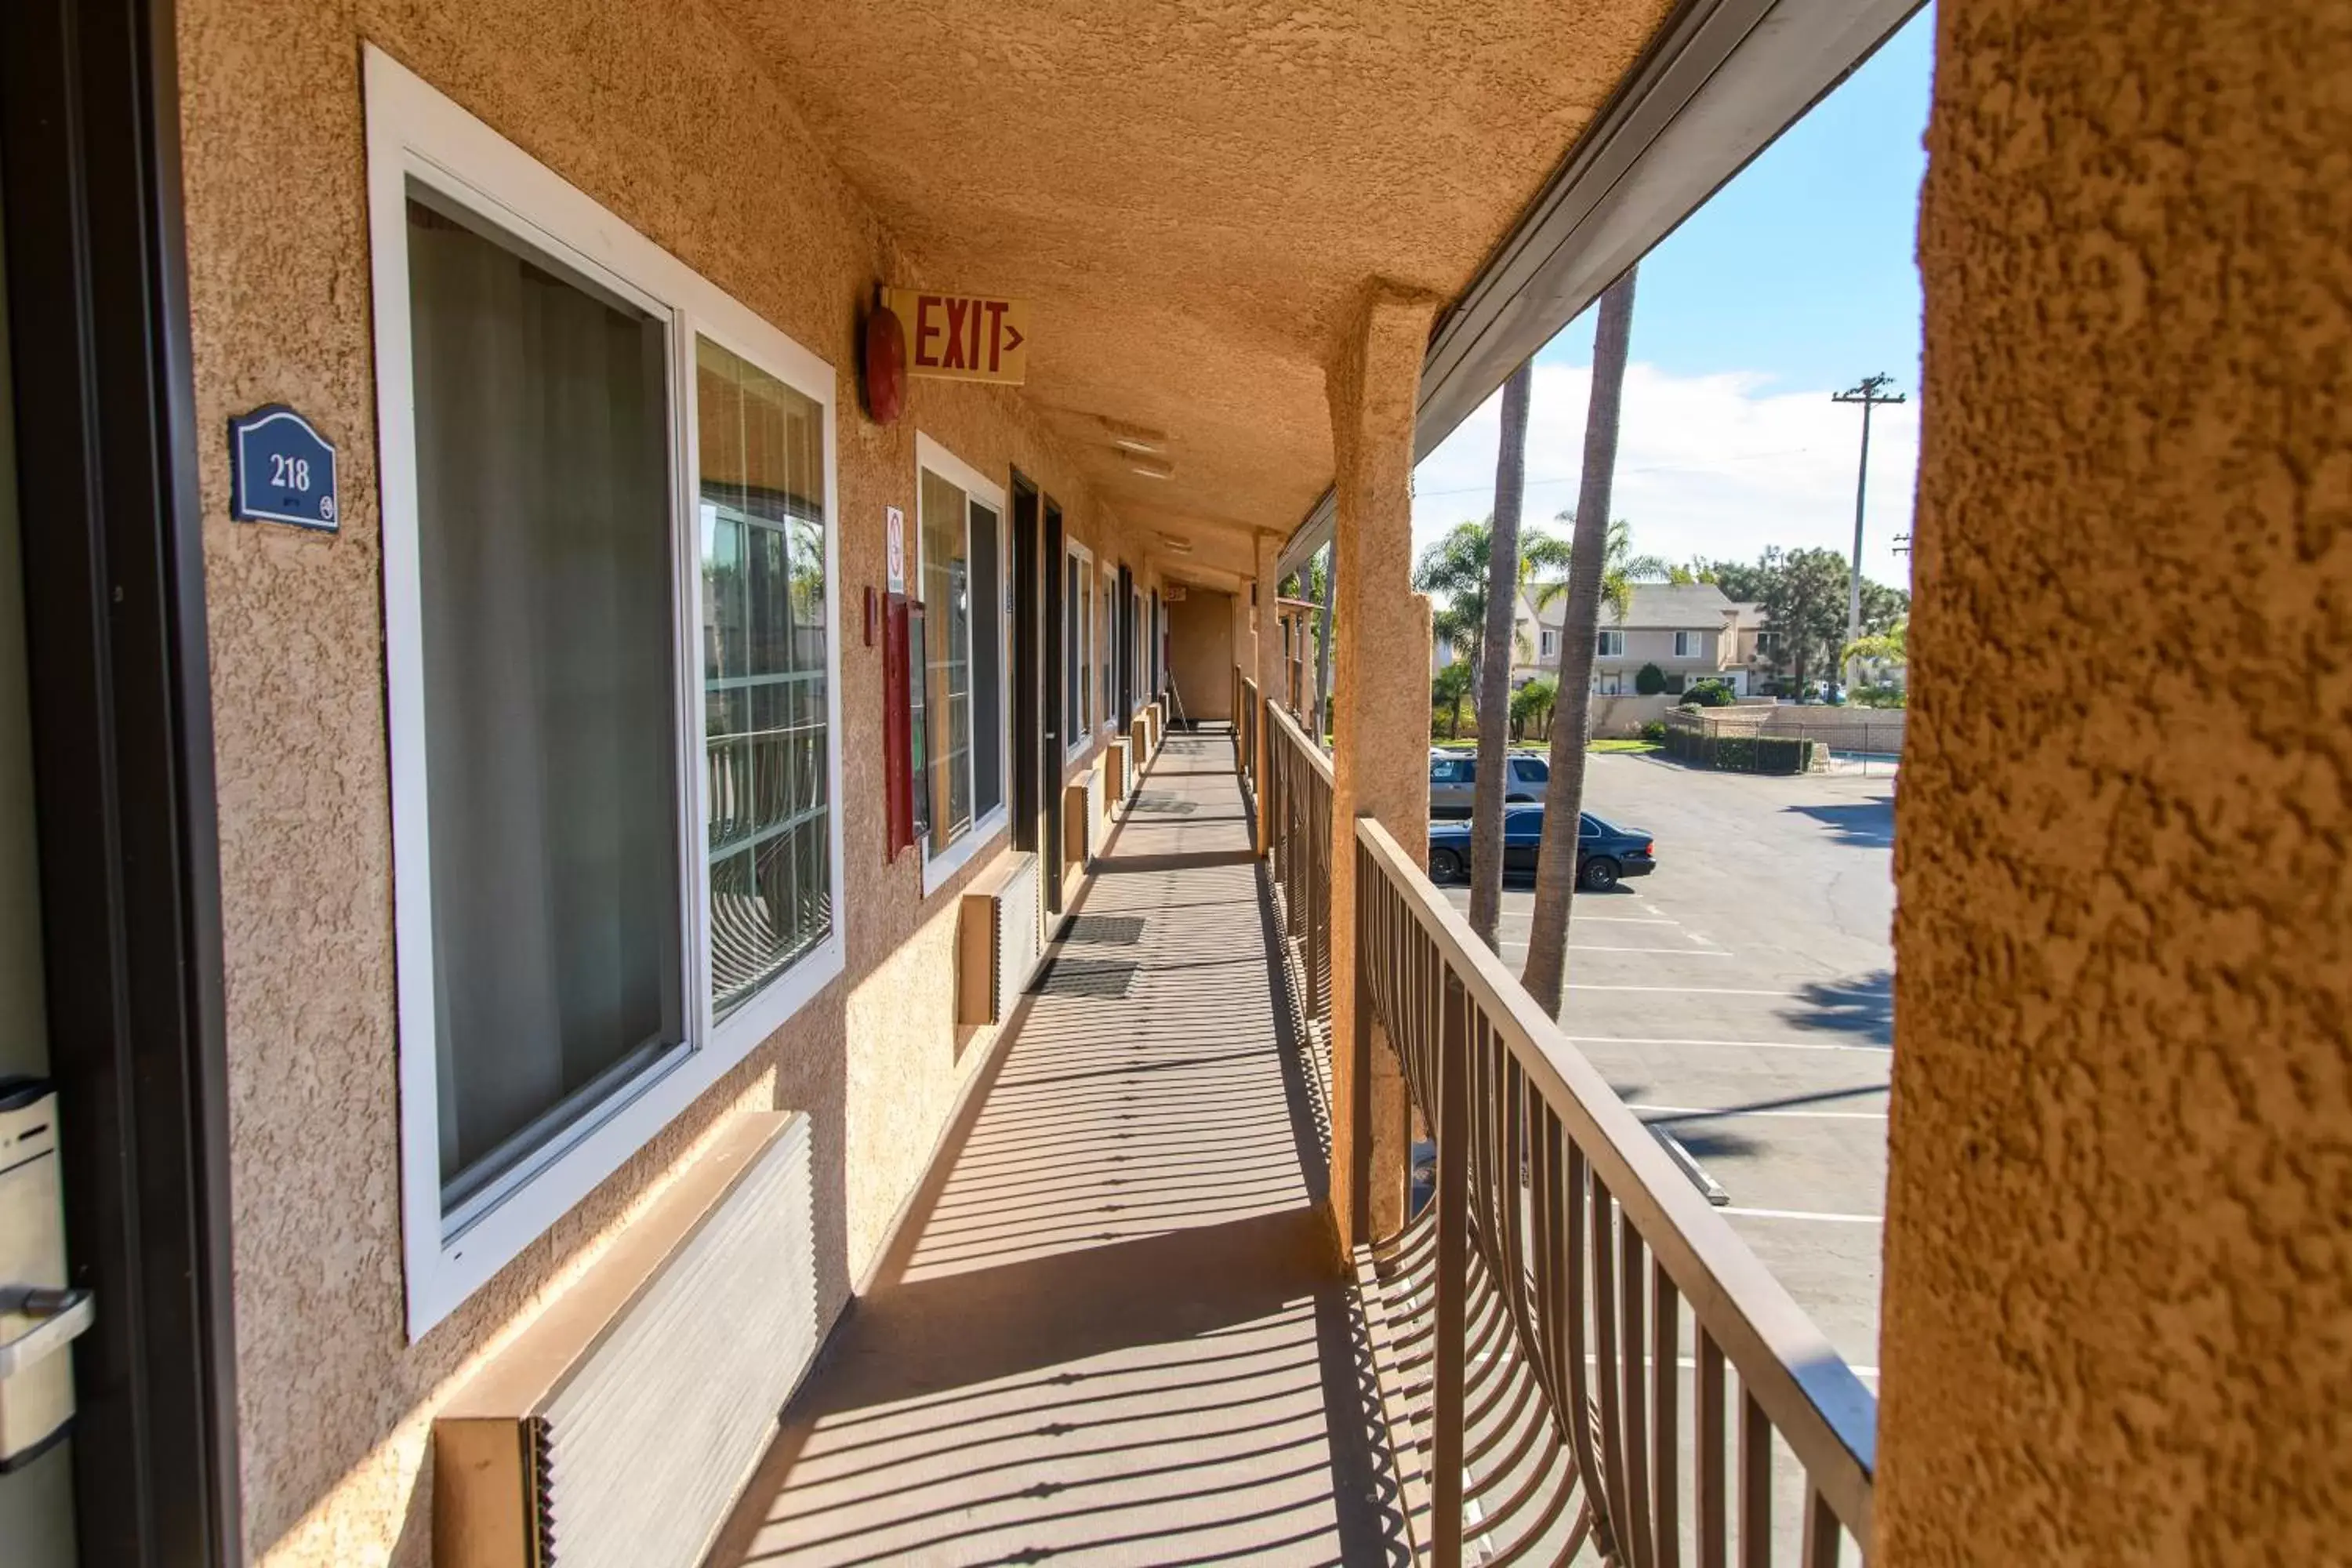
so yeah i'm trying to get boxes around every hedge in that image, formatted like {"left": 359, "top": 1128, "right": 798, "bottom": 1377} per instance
{"left": 1661, "top": 725, "right": 1817, "bottom": 775}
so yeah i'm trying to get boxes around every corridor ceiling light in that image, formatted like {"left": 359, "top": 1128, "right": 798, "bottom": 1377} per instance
{"left": 1157, "top": 532, "right": 1194, "bottom": 553}
{"left": 1099, "top": 417, "right": 1169, "bottom": 455}
{"left": 1124, "top": 455, "right": 1175, "bottom": 480}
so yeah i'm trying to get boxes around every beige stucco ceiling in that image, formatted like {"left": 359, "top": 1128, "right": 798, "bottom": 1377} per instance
{"left": 707, "top": 0, "right": 1672, "bottom": 552}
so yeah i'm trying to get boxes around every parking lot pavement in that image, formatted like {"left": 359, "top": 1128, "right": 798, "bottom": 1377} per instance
{"left": 1437, "top": 751, "right": 1894, "bottom": 1376}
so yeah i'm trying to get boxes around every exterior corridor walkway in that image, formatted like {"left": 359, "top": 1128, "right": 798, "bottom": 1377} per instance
{"left": 710, "top": 728, "right": 1401, "bottom": 1566}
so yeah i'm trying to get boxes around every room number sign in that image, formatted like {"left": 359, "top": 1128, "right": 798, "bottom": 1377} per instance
{"left": 230, "top": 405, "right": 339, "bottom": 532}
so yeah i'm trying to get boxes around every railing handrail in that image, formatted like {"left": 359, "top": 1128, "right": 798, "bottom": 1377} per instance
{"left": 1353, "top": 815, "right": 1878, "bottom": 1541}
{"left": 1265, "top": 699, "right": 1333, "bottom": 789}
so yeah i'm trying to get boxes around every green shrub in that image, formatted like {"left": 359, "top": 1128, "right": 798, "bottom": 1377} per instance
{"left": 1681, "top": 677, "right": 1735, "bottom": 708}
{"left": 1661, "top": 725, "right": 1813, "bottom": 773}
{"left": 1634, "top": 662, "right": 1667, "bottom": 695}
{"left": 1639, "top": 720, "right": 1668, "bottom": 744}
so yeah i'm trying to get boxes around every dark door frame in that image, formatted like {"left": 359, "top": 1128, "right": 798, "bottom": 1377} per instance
{"left": 1041, "top": 496, "right": 1064, "bottom": 913}
{"left": 1115, "top": 563, "right": 1134, "bottom": 726}
{"left": 1008, "top": 474, "right": 1040, "bottom": 856}
{"left": 0, "top": 0, "right": 241, "bottom": 1562}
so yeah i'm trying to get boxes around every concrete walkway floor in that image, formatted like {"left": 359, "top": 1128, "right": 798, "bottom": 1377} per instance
{"left": 709, "top": 728, "right": 1403, "bottom": 1567}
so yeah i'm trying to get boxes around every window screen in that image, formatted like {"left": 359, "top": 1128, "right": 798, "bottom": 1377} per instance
{"left": 970, "top": 499, "right": 1003, "bottom": 820}
{"left": 698, "top": 335, "right": 833, "bottom": 1022}
{"left": 920, "top": 469, "right": 973, "bottom": 852}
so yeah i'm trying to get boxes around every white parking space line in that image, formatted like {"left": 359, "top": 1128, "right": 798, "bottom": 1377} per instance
{"left": 1571, "top": 1029, "right": 1882, "bottom": 1053}
{"left": 1585, "top": 1352, "right": 1881, "bottom": 1380}
{"left": 1631, "top": 1102, "right": 1887, "bottom": 1121}
{"left": 1569, "top": 944, "right": 1736, "bottom": 956}
{"left": 1567, "top": 1033, "right": 1888, "bottom": 1054}
{"left": 1719, "top": 1206, "right": 1883, "bottom": 1225}
{"left": 1565, "top": 985, "right": 1793, "bottom": 996}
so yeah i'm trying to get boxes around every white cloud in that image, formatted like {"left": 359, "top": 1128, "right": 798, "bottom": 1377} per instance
{"left": 1411, "top": 361, "right": 1919, "bottom": 590}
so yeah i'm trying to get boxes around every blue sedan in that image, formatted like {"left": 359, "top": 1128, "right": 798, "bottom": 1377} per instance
{"left": 1426, "top": 803, "right": 1656, "bottom": 892}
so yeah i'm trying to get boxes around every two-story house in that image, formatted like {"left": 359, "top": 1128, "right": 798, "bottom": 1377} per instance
{"left": 1513, "top": 581, "right": 1748, "bottom": 693}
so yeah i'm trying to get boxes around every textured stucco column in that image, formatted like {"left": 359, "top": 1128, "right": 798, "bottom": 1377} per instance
{"left": 1877, "top": 4, "right": 2352, "bottom": 1563}
{"left": 1326, "top": 283, "right": 1438, "bottom": 1252}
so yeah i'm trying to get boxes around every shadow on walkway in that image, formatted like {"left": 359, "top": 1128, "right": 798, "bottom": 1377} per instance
{"left": 709, "top": 730, "right": 1404, "bottom": 1567}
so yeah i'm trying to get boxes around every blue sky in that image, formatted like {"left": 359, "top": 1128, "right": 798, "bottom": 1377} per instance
{"left": 1412, "top": 5, "right": 1935, "bottom": 589}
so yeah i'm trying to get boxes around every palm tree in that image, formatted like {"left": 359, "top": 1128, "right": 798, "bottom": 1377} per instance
{"left": 1413, "top": 517, "right": 1573, "bottom": 679}
{"left": 1432, "top": 659, "right": 1475, "bottom": 739}
{"left": 1510, "top": 676, "right": 1557, "bottom": 740}
{"left": 1468, "top": 360, "right": 1535, "bottom": 950}
{"left": 1842, "top": 622, "right": 1907, "bottom": 668}
{"left": 1525, "top": 516, "right": 1671, "bottom": 628}
{"left": 1523, "top": 267, "right": 1639, "bottom": 1014}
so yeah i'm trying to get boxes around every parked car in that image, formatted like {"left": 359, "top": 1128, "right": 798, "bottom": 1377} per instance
{"left": 1428, "top": 748, "right": 1552, "bottom": 818}
{"left": 1425, "top": 804, "right": 1656, "bottom": 891}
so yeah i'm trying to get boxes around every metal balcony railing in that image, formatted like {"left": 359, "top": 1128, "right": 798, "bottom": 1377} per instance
{"left": 1236, "top": 664, "right": 1878, "bottom": 1566}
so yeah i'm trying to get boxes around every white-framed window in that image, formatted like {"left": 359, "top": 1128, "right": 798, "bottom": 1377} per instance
{"left": 913, "top": 435, "right": 1007, "bottom": 893}
{"left": 365, "top": 47, "right": 845, "bottom": 1337}
{"left": 1596, "top": 630, "right": 1626, "bottom": 658}
{"left": 1540, "top": 628, "right": 1559, "bottom": 659}
{"left": 1130, "top": 585, "right": 1144, "bottom": 720}
{"left": 1065, "top": 539, "right": 1094, "bottom": 757}
{"left": 1100, "top": 564, "right": 1117, "bottom": 733}
{"left": 1674, "top": 630, "right": 1700, "bottom": 658}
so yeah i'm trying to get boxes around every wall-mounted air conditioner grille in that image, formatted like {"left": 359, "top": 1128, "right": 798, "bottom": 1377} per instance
{"left": 959, "top": 852, "right": 1042, "bottom": 1025}
{"left": 435, "top": 1115, "right": 816, "bottom": 1568}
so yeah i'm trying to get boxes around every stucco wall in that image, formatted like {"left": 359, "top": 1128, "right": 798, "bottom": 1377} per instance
{"left": 1167, "top": 588, "right": 1236, "bottom": 720}
{"left": 174, "top": 2, "right": 1169, "bottom": 1559}
{"left": 1877, "top": 2, "right": 2352, "bottom": 1561}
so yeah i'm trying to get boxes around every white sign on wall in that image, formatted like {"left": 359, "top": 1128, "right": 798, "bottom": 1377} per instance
{"left": 885, "top": 506, "right": 906, "bottom": 593}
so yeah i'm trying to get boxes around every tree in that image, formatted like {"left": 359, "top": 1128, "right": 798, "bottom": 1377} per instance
{"left": 1704, "top": 556, "right": 1772, "bottom": 602}
{"left": 1413, "top": 517, "right": 1573, "bottom": 678}
{"left": 1432, "top": 659, "right": 1474, "bottom": 739}
{"left": 1859, "top": 578, "right": 1910, "bottom": 637}
{"left": 1634, "top": 662, "right": 1667, "bottom": 695}
{"left": 1842, "top": 622, "right": 1907, "bottom": 669}
{"left": 1524, "top": 267, "right": 1639, "bottom": 1013}
{"left": 1510, "top": 677, "right": 1557, "bottom": 739}
{"left": 1755, "top": 546, "right": 1849, "bottom": 695}
{"left": 1468, "top": 361, "right": 1535, "bottom": 950}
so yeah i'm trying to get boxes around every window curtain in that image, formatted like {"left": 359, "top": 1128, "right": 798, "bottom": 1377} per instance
{"left": 407, "top": 197, "right": 684, "bottom": 1202}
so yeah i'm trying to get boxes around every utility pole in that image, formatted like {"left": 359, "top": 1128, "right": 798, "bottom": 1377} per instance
{"left": 1831, "top": 373, "right": 1905, "bottom": 693}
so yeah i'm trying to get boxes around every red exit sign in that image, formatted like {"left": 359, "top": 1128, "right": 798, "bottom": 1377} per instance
{"left": 882, "top": 289, "right": 1030, "bottom": 385}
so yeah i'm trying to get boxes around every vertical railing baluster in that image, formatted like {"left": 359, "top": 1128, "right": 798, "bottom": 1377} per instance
{"left": 1653, "top": 1259, "right": 1682, "bottom": 1568}
{"left": 1592, "top": 1172, "right": 1630, "bottom": 1561}
{"left": 1739, "top": 1391, "right": 1770, "bottom": 1568}
{"left": 1622, "top": 1227, "right": 1655, "bottom": 1568}
{"left": 1801, "top": 1486, "right": 1839, "bottom": 1568}
{"left": 1564, "top": 1145, "right": 1606, "bottom": 1555}
{"left": 1433, "top": 975, "right": 1470, "bottom": 1568}
{"left": 1698, "top": 1330, "right": 1727, "bottom": 1568}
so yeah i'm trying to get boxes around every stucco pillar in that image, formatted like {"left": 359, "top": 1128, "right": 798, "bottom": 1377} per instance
{"left": 1877, "top": 3, "right": 2352, "bottom": 1563}
{"left": 1252, "top": 534, "right": 1281, "bottom": 853}
{"left": 1326, "top": 282, "right": 1438, "bottom": 1253}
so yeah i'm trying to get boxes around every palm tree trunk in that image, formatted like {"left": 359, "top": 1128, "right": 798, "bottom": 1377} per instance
{"left": 1523, "top": 267, "right": 1638, "bottom": 1012}
{"left": 1468, "top": 359, "right": 1534, "bottom": 949}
